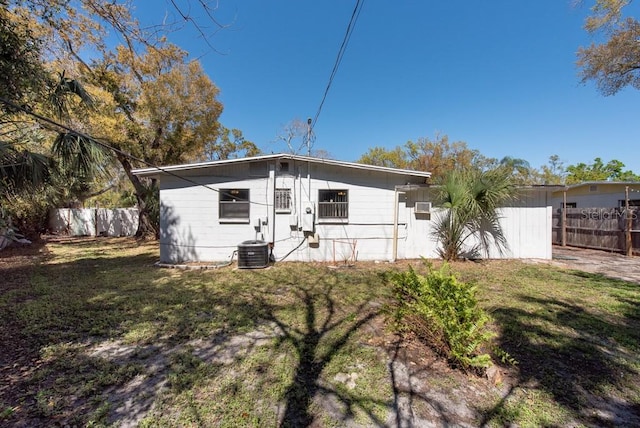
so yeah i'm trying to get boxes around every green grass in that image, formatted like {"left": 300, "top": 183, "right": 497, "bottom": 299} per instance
{"left": 1, "top": 238, "right": 393, "bottom": 427}
{"left": 448, "top": 260, "right": 640, "bottom": 427}
{"left": 1, "top": 238, "right": 639, "bottom": 427}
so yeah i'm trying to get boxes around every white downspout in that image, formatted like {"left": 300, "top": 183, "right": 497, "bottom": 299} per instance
{"left": 306, "top": 118, "right": 312, "bottom": 199}
{"left": 269, "top": 164, "right": 276, "bottom": 248}
{"left": 392, "top": 188, "right": 405, "bottom": 262}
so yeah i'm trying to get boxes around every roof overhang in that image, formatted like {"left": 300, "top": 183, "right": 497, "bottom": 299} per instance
{"left": 563, "top": 181, "right": 640, "bottom": 191}
{"left": 132, "top": 153, "right": 432, "bottom": 180}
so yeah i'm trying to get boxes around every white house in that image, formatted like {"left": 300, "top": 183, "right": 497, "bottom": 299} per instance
{"left": 551, "top": 181, "right": 640, "bottom": 209}
{"left": 132, "top": 154, "right": 556, "bottom": 264}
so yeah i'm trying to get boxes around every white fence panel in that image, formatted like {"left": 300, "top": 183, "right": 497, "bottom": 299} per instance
{"left": 49, "top": 208, "right": 139, "bottom": 237}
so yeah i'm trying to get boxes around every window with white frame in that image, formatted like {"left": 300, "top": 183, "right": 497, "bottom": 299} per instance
{"left": 275, "top": 188, "right": 292, "bottom": 212}
{"left": 318, "top": 189, "right": 348, "bottom": 219}
{"left": 219, "top": 189, "right": 250, "bottom": 220}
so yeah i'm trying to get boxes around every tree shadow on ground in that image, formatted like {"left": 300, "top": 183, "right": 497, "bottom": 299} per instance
{"left": 481, "top": 288, "right": 640, "bottom": 427}
{"left": 248, "top": 265, "right": 478, "bottom": 427}
{"left": 248, "top": 268, "right": 389, "bottom": 427}
{"left": 1, "top": 242, "right": 404, "bottom": 427}
{"left": 0, "top": 235, "right": 260, "bottom": 426}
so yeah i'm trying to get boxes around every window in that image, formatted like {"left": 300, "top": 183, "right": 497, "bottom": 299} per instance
{"left": 562, "top": 202, "right": 577, "bottom": 208}
{"left": 619, "top": 199, "right": 640, "bottom": 207}
{"left": 219, "top": 189, "right": 250, "bottom": 220}
{"left": 275, "top": 188, "right": 292, "bottom": 212}
{"left": 318, "top": 189, "right": 348, "bottom": 219}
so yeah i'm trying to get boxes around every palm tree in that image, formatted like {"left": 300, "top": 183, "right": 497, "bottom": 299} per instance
{"left": 431, "top": 167, "right": 516, "bottom": 260}
{"left": 499, "top": 156, "right": 531, "bottom": 183}
{"left": 1, "top": 76, "right": 106, "bottom": 199}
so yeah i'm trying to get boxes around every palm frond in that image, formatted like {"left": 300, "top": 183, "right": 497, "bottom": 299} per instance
{"left": 432, "top": 167, "right": 516, "bottom": 260}
{"left": 49, "top": 71, "right": 95, "bottom": 119}
{"left": 52, "top": 132, "right": 110, "bottom": 179}
{"left": 0, "top": 141, "right": 50, "bottom": 192}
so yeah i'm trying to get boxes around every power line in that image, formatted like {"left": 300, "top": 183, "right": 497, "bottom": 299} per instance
{"left": 311, "top": 0, "right": 365, "bottom": 131}
{"left": 0, "top": 96, "right": 271, "bottom": 206}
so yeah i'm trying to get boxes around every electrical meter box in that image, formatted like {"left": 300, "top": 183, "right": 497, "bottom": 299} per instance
{"left": 302, "top": 201, "right": 315, "bottom": 233}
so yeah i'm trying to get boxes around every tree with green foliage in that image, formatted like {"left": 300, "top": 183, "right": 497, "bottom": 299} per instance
{"left": 1, "top": 1, "right": 50, "bottom": 193}
{"left": 357, "top": 145, "right": 407, "bottom": 168}
{"left": 1, "top": 1, "right": 110, "bottom": 236}
{"left": 537, "top": 154, "right": 566, "bottom": 185}
{"left": 499, "top": 156, "right": 532, "bottom": 184}
{"left": 577, "top": 0, "right": 640, "bottom": 95}
{"left": 431, "top": 167, "right": 516, "bottom": 260}
{"left": 565, "top": 157, "right": 640, "bottom": 183}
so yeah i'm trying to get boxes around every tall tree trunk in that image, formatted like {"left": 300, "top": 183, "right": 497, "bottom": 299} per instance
{"left": 116, "top": 153, "right": 158, "bottom": 238}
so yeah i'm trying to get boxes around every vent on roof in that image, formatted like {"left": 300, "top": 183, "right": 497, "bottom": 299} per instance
{"left": 237, "top": 240, "right": 270, "bottom": 269}
{"left": 278, "top": 161, "right": 290, "bottom": 172}
{"left": 589, "top": 185, "right": 598, "bottom": 192}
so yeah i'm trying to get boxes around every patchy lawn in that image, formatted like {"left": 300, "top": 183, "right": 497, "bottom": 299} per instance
{"left": 1, "top": 237, "right": 639, "bottom": 427}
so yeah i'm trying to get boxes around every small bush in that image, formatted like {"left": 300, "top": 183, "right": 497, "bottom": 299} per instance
{"left": 1, "top": 192, "right": 50, "bottom": 239}
{"left": 388, "top": 262, "right": 494, "bottom": 370}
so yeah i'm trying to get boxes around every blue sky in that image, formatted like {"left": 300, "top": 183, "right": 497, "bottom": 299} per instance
{"left": 134, "top": 0, "right": 640, "bottom": 173}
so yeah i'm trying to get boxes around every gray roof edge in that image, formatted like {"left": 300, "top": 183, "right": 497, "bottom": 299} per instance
{"left": 132, "top": 153, "right": 431, "bottom": 178}
{"left": 566, "top": 181, "right": 640, "bottom": 189}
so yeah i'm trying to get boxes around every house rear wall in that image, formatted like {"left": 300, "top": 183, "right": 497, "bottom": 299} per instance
{"left": 157, "top": 160, "right": 553, "bottom": 263}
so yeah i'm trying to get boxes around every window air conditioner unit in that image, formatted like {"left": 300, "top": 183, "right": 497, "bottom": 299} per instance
{"left": 415, "top": 202, "right": 432, "bottom": 214}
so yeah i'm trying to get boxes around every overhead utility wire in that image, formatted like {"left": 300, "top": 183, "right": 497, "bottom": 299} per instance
{"left": 0, "top": 97, "right": 270, "bottom": 206}
{"left": 311, "top": 0, "right": 365, "bottom": 131}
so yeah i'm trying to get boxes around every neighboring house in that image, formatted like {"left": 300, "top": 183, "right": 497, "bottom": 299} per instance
{"left": 132, "top": 154, "right": 557, "bottom": 264}
{"left": 551, "top": 181, "right": 640, "bottom": 209}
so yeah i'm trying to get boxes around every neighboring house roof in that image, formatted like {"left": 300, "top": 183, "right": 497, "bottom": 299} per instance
{"left": 563, "top": 181, "right": 640, "bottom": 191}
{"left": 131, "top": 153, "right": 432, "bottom": 180}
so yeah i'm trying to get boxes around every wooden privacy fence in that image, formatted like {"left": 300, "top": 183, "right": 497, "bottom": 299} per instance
{"left": 552, "top": 207, "right": 639, "bottom": 255}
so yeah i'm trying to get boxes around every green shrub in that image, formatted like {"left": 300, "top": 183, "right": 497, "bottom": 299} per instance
{"left": 1, "top": 192, "right": 50, "bottom": 239}
{"left": 388, "top": 262, "right": 494, "bottom": 370}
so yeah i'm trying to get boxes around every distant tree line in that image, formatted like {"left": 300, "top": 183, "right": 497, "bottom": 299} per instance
{"left": 356, "top": 135, "right": 640, "bottom": 185}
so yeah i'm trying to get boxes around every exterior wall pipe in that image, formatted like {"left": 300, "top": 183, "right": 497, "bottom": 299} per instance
{"left": 562, "top": 189, "right": 567, "bottom": 247}
{"left": 270, "top": 163, "right": 276, "bottom": 248}
{"left": 392, "top": 188, "right": 405, "bottom": 262}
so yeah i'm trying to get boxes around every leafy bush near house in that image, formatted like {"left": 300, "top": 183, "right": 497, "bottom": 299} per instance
{"left": 388, "top": 262, "right": 494, "bottom": 370}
